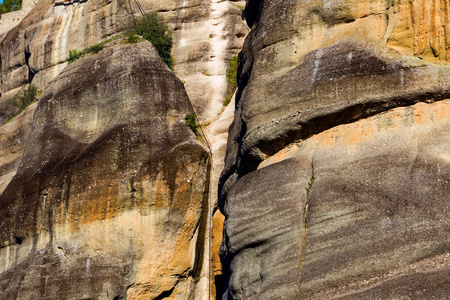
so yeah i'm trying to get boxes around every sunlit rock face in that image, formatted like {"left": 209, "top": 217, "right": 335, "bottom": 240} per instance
{"left": 219, "top": 0, "right": 450, "bottom": 298}
{"left": 0, "top": 41, "right": 211, "bottom": 299}
{"left": 0, "top": 0, "right": 247, "bottom": 123}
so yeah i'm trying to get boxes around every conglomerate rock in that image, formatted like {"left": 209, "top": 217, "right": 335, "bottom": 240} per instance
{"left": 219, "top": 0, "right": 450, "bottom": 299}
{"left": 0, "top": 40, "right": 210, "bottom": 299}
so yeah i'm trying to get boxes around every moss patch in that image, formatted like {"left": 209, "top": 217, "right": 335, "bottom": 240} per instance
{"left": 224, "top": 55, "right": 238, "bottom": 106}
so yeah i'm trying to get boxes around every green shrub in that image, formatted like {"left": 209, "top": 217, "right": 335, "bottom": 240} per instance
{"left": 223, "top": 96, "right": 231, "bottom": 107}
{"left": 185, "top": 113, "right": 199, "bottom": 134}
{"left": 124, "top": 32, "right": 141, "bottom": 44}
{"left": 0, "top": 0, "right": 22, "bottom": 16}
{"left": 127, "top": 12, "right": 173, "bottom": 67}
{"left": 11, "top": 84, "right": 39, "bottom": 111}
{"left": 68, "top": 49, "right": 83, "bottom": 64}
{"left": 224, "top": 55, "right": 238, "bottom": 106}
{"left": 184, "top": 113, "right": 207, "bottom": 144}
{"left": 86, "top": 42, "right": 104, "bottom": 54}
{"left": 68, "top": 40, "right": 109, "bottom": 64}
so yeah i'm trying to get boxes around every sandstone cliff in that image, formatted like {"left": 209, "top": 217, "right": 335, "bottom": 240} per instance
{"left": 2, "top": 0, "right": 449, "bottom": 299}
{"left": 0, "top": 40, "right": 211, "bottom": 299}
{"left": 219, "top": 0, "right": 450, "bottom": 298}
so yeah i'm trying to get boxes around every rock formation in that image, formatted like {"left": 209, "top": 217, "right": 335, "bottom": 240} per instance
{"left": 219, "top": 0, "right": 450, "bottom": 298}
{"left": 2, "top": 0, "right": 449, "bottom": 299}
{"left": 0, "top": 40, "right": 210, "bottom": 299}
{"left": 0, "top": 0, "right": 39, "bottom": 40}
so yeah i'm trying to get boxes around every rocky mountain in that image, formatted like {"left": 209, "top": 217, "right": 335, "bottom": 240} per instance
{"left": 0, "top": 0, "right": 449, "bottom": 299}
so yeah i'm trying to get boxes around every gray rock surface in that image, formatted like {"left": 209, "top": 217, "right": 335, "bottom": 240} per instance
{"left": 219, "top": 0, "right": 450, "bottom": 298}
{"left": 221, "top": 157, "right": 310, "bottom": 299}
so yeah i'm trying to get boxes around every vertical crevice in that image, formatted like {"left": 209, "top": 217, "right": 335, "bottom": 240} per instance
{"left": 24, "top": 48, "right": 35, "bottom": 84}
{"left": 191, "top": 154, "right": 211, "bottom": 281}
{"left": 298, "top": 160, "right": 314, "bottom": 296}
{"left": 214, "top": 274, "right": 225, "bottom": 300}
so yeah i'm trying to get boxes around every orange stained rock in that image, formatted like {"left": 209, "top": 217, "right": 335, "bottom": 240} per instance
{"left": 211, "top": 210, "right": 225, "bottom": 298}
{"left": 260, "top": 100, "right": 450, "bottom": 168}
{"left": 387, "top": 0, "right": 450, "bottom": 62}
{"left": 289, "top": 0, "right": 450, "bottom": 64}
{"left": 414, "top": 103, "right": 429, "bottom": 125}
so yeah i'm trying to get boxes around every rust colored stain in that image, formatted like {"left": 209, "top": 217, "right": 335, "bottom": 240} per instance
{"left": 388, "top": 0, "right": 450, "bottom": 62}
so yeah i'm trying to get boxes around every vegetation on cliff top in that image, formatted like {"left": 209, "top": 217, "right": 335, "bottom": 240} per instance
{"left": 126, "top": 12, "right": 174, "bottom": 69}
{"left": 67, "top": 12, "right": 174, "bottom": 68}
{"left": 8, "top": 84, "right": 40, "bottom": 123}
{"left": 68, "top": 39, "right": 113, "bottom": 64}
{"left": 0, "top": 0, "right": 22, "bottom": 17}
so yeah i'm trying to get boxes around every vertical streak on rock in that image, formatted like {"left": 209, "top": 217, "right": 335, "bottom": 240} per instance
{"left": 408, "top": 0, "right": 418, "bottom": 55}
{"left": 442, "top": 0, "right": 450, "bottom": 61}
{"left": 418, "top": 0, "right": 425, "bottom": 56}
{"left": 60, "top": 10, "right": 73, "bottom": 64}
{"left": 430, "top": 0, "right": 439, "bottom": 57}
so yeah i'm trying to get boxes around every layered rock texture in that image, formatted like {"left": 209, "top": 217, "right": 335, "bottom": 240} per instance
{"left": 0, "top": 41, "right": 211, "bottom": 299}
{"left": 219, "top": 0, "right": 450, "bottom": 299}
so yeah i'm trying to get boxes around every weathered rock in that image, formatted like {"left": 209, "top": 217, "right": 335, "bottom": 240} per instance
{"left": 204, "top": 95, "right": 237, "bottom": 298}
{"left": 219, "top": 0, "right": 450, "bottom": 298}
{"left": 251, "top": 101, "right": 450, "bottom": 299}
{"left": 167, "top": 0, "right": 247, "bottom": 121}
{"left": 220, "top": 0, "right": 450, "bottom": 188}
{"left": 221, "top": 157, "right": 310, "bottom": 299}
{"left": 0, "top": 0, "right": 247, "bottom": 123}
{"left": 0, "top": 40, "right": 210, "bottom": 299}
{"left": 0, "top": 102, "right": 35, "bottom": 194}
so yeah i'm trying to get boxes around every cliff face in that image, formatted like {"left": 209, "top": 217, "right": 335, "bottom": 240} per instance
{"left": 0, "top": 40, "right": 210, "bottom": 299}
{"left": 0, "top": 2, "right": 247, "bottom": 295}
{"left": 0, "top": 0, "right": 247, "bottom": 123}
{"left": 219, "top": 0, "right": 450, "bottom": 298}
{"left": 2, "top": 0, "right": 450, "bottom": 299}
